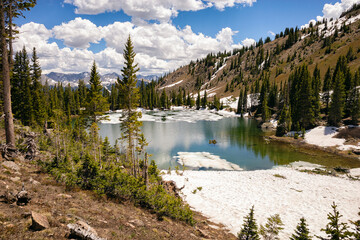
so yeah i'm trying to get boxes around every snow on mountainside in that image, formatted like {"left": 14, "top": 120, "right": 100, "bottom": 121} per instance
{"left": 41, "top": 72, "right": 157, "bottom": 88}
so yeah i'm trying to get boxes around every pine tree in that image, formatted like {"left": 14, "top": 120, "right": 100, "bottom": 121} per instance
{"left": 323, "top": 67, "right": 332, "bottom": 116}
{"left": 196, "top": 91, "right": 201, "bottom": 110}
{"left": 31, "top": 47, "right": 46, "bottom": 126}
{"left": 238, "top": 206, "right": 260, "bottom": 240}
{"left": 321, "top": 202, "right": 351, "bottom": 240}
{"left": 349, "top": 70, "right": 360, "bottom": 125}
{"left": 237, "top": 90, "right": 243, "bottom": 114}
{"left": 350, "top": 211, "right": 360, "bottom": 239}
{"left": 202, "top": 90, "right": 207, "bottom": 108}
{"left": 11, "top": 47, "right": 33, "bottom": 125}
{"left": 119, "top": 35, "right": 142, "bottom": 176}
{"left": 85, "top": 61, "right": 109, "bottom": 123}
{"left": 312, "top": 65, "right": 321, "bottom": 119}
{"left": 329, "top": 71, "right": 345, "bottom": 126}
{"left": 160, "top": 89, "right": 168, "bottom": 109}
{"left": 243, "top": 86, "right": 248, "bottom": 113}
{"left": 290, "top": 217, "right": 312, "bottom": 240}
{"left": 262, "top": 95, "right": 270, "bottom": 122}
{"left": 259, "top": 214, "right": 284, "bottom": 240}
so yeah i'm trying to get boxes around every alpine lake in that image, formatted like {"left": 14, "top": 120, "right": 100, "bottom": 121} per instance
{"left": 98, "top": 110, "right": 360, "bottom": 171}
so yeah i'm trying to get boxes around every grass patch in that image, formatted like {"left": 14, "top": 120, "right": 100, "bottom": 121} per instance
{"left": 273, "top": 174, "right": 286, "bottom": 179}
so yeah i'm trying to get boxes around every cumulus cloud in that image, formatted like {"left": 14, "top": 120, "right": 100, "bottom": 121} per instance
{"left": 241, "top": 38, "right": 256, "bottom": 47}
{"left": 322, "top": 0, "right": 360, "bottom": 19}
{"left": 14, "top": 20, "right": 250, "bottom": 75}
{"left": 64, "top": 0, "right": 256, "bottom": 22}
{"left": 53, "top": 17, "right": 102, "bottom": 49}
{"left": 301, "top": 0, "right": 360, "bottom": 29}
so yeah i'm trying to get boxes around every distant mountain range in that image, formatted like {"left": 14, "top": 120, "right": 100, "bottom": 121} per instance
{"left": 41, "top": 72, "right": 157, "bottom": 88}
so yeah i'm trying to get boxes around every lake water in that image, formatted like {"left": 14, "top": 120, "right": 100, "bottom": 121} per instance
{"left": 99, "top": 110, "right": 360, "bottom": 170}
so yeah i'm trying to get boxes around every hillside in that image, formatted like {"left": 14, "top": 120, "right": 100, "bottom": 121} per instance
{"left": 0, "top": 126, "right": 236, "bottom": 240}
{"left": 157, "top": 7, "right": 360, "bottom": 104}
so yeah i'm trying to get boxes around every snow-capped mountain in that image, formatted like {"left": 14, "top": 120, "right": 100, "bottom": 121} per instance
{"left": 41, "top": 72, "right": 157, "bottom": 89}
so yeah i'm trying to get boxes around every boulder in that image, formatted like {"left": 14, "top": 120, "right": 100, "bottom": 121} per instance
{"left": 67, "top": 220, "right": 106, "bottom": 240}
{"left": 16, "top": 189, "right": 31, "bottom": 206}
{"left": 31, "top": 211, "right": 50, "bottom": 231}
{"left": 2, "top": 161, "right": 20, "bottom": 172}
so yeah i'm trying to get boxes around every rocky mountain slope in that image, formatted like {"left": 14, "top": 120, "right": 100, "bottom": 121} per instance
{"left": 158, "top": 7, "right": 360, "bottom": 103}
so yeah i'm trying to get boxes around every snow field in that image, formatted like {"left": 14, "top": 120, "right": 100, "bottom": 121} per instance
{"left": 164, "top": 168, "right": 360, "bottom": 239}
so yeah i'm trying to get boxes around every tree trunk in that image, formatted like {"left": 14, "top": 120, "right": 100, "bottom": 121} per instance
{"left": 8, "top": 0, "right": 13, "bottom": 69}
{"left": 144, "top": 153, "right": 149, "bottom": 190}
{"left": 1, "top": 1, "right": 16, "bottom": 147}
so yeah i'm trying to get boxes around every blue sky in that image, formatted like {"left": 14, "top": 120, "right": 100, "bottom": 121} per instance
{"left": 13, "top": 0, "right": 356, "bottom": 75}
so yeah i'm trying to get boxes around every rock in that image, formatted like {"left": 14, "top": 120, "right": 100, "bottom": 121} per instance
{"left": 57, "top": 193, "right": 72, "bottom": 199}
{"left": 10, "top": 177, "right": 20, "bottom": 182}
{"left": 29, "top": 178, "right": 40, "bottom": 185}
{"left": 0, "top": 191, "right": 17, "bottom": 204}
{"left": 67, "top": 220, "right": 106, "bottom": 240}
{"left": 261, "top": 122, "right": 276, "bottom": 132}
{"left": 16, "top": 190, "right": 31, "bottom": 206}
{"left": 197, "top": 228, "right": 209, "bottom": 238}
{"left": 2, "top": 161, "right": 20, "bottom": 171}
{"left": 353, "top": 149, "right": 360, "bottom": 155}
{"left": 31, "top": 211, "right": 50, "bottom": 231}
{"left": 129, "top": 219, "right": 145, "bottom": 227}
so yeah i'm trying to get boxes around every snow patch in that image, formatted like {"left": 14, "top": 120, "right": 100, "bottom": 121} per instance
{"left": 159, "top": 80, "right": 183, "bottom": 90}
{"left": 174, "top": 152, "right": 242, "bottom": 171}
{"left": 163, "top": 169, "right": 360, "bottom": 239}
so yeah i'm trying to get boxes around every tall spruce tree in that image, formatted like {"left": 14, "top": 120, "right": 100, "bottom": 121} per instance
{"left": 323, "top": 67, "right": 332, "bottom": 116}
{"left": 349, "top": 70, "right": 360, "bottom": 125}
{"left": 85, "top": 61, "right": 109, "bottom": 123}
{"left": 11, "top": 47, "right": 33, "bottom": 125}
{"left": 31, "top": 47, "right": 46, "bottom": 126}
{"left": 290, "top": 217, "right": 312, "bottom": 240}
{"left": 238, "top": 206, "right": 260, "bottom": 240}
{"left": 312, "top": 65, "right": 321, "bottom": 119}
{"left": 329, "top": 71, "right": 345, "bottom": 126}
{"left": 119, "top": 36, "right": 142, "bottom": 176}
{"left": 237, "top": 90, "right": 243, "bottom": 114}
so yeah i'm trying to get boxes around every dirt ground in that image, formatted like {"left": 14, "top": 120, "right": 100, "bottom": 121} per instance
{"left": 0, "top": 157, "right": 236, "bottom": 240}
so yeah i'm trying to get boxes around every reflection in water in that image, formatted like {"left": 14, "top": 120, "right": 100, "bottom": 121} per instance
{"left": 99, "top": 116, "right": 360, "bottom": 170}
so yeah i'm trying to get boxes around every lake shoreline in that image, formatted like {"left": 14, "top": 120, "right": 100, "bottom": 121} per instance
{"left": 268, "top": 134, "right": 360, "bottom": 164}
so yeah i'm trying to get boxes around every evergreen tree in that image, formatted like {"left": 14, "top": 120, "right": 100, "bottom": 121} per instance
{"left": 243, "top": 86, "right": 248, "bottom": 113}
{"left": 276, "top": 105, "right": 292, "bottom": 137}
{"left": 349, "top": 70, "right": 360, "bottom": 125}
{"left": 323, "top": 67, "right": 332, "bottom": 116}
{"left": 237, "top": 90, "right": 243, "bottom": 114}
{"left": 259, "top": 214, "right": 284, "bottom": 240}
{"left": 11, "top": 47, "right": 33, "bottom": 125}
{"left": 238, "top": 206, "right": 260, "bottom": 240}
{"left": 262, "top": 95, "right": 270, "bottom": 122}
{"left": 85, "top": 61, "right": 109, "bottom": 123}
{"left": 31, "top": 47, "right": 46, "bottom": 126}
{"left": 196, "top": 91, "right": 201, "bottom": 110}
{"left": 329, "top": 71, "right": 345, "bottom": 126}
{"left": 119, "top": 35, "right": 142, "bottom": 176}
{"left": 321, "top": 202, "right": 351, "bottom": 240}
{"left": 350, "top": 211, "right": 360, "bottom": 239}
{"left": 202, "top": 90, "right": 207, "bottom": 108}
{"left": 312, "top": 65, "right": 321, "bottom": 119}
{"left": 290, "top": 217, "right": 312, "bottom": 240}
{"left": 160, "top": 89, "right": 168, "bottom": 109}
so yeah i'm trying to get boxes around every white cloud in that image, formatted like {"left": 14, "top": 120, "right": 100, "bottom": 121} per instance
{"left": 267, "top": 30, "right": 275, "bottom": 36}
{"left": 241, "top": 38, "right": 256, "bottom": 47}
{"left": 53, "top": 17, "right": 102, "bottom": 49}
{"left": 64, "top": 0, "right": 256, "bottom": 22}
{"left": 15, "top": 20, "right": 249, "bottom": 75}
{"left": 301, "top": 0, "right": 360, "bottom": 29}
{"left": 322, "top": 0, "right": 360, "bottom": 19}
